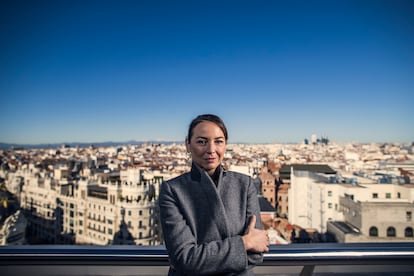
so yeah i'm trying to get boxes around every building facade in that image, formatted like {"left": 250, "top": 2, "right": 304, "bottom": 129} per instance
{"left": 331, "top": 184, "right": 414, "bottom": 243}
{"left": 288, "top": 166, "right": 414, "bottom": 242}
{"left": 19, "top": 165, "right": 163, "bottom": 245}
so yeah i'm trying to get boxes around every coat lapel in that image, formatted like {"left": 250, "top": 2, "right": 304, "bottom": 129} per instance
{"left": 191, "top": 163, "right": 230, "bottom": 238}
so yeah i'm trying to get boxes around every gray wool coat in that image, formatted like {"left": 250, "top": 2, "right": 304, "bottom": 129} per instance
{"left": 158, "top": 163, "right": 263, "bottom": 275}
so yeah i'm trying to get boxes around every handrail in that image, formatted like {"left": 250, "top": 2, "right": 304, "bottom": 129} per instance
{"left": 264, "top": 242, "right": 414, "bottom": 266}
{"left": 1, "top": 243, "right": 414, "bottom": 275}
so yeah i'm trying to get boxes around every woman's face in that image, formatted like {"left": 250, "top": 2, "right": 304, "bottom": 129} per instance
{"left": 186, "top": 121, "right": 227, "bottom": 175}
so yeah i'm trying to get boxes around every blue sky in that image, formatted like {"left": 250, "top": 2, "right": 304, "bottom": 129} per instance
{"left": 1, "top": 0, "right": 413, "bottom": 144}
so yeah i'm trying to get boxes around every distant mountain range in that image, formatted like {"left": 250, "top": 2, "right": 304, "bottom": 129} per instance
{"left": 0, "top": 140, "right": 183, "bottom": 150}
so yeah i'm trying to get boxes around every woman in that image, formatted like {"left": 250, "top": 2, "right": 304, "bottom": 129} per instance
{"left": 158, "top": 114, "right": 269, "bottom": 275}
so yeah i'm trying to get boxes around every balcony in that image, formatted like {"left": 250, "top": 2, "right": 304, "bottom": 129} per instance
{"left": 1, "top": 242, "right": 414, "bottom": 275}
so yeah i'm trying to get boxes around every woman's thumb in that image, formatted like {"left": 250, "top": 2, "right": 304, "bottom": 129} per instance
{"left": 249, "top": 215, "right": 256, "bottom": 230}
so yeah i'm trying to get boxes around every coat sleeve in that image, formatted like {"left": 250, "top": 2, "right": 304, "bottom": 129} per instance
{"left": 245, "top": 177, "right": 264, "bottom": 267}
{"left": 159, "top": 181, "right": 249, "bottom": 275}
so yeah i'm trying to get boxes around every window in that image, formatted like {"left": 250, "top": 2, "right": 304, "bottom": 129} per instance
{"left": 372, "top": 193, "right": 378, "bottom": 199}
{"left": 328, "top": 203, "right": 332, "bottom": 209}
{"left": 405, "top": 227, "right": 413, "bottom": 237}
{"left": 369, "top": 227, "right": 378, "bottom": 237}
{"left": 328, "top": 191, "right": 332, "bottom": 197}
{"left": 385, "top": 193, "right": 391, "bottom": 199}
{"left": 407, "top": 211, "right": 412, "bottom": 222}
{"left": 387, "top": 227, "right": 396, "bottom": 237}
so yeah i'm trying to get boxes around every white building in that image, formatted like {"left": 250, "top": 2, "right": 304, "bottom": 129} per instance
{"left": 288, "top": 168, "right": 350, "bottom": 233}
{"left": 19, "top": 166, "right": 164, "bottom": 245}
{"left": 332, "top": 183, "right": 414, "bottom": 242}
{"left": 288, "top": 166, "right": 414, "bottom": 242}
{"left": 20, "top": 167, "right": 64, "bottom": 244}
{"left": 0, "top": 210, "right": 27, "bottom": 245}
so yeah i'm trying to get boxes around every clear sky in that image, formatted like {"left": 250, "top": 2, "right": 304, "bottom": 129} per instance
{"left": 1, "top": 0, "right": 413, "bottom": 145}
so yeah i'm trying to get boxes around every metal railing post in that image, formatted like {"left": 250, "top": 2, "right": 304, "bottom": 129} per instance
{"left": 300, "top": 265, "right": 315, "bottom": 276}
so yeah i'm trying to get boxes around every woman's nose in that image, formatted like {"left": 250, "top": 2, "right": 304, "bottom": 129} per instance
{"left": 206, "top": 142, "right": 215, "bottom": 153}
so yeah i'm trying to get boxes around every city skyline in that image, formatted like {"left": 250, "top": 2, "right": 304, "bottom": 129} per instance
{"left": 1, "top": 0, "right": 413, "bottom": 145}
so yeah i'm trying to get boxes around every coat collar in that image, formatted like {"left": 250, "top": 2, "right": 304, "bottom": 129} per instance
{"left": 190, "top": 162, "right": 230, "bottom": 238}
{"left": 190, "top": 162, "right": 226, "bottom": 186}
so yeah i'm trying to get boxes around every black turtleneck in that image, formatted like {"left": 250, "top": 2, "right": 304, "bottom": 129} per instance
{"left": 211, "top": 166, "right": 221, "bottom": 187}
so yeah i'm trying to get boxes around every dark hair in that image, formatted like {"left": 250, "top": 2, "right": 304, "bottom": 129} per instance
{"left": 187, "top": 114, "right": 228, "bottom": 142}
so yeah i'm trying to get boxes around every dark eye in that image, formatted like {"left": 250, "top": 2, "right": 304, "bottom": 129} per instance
{"left": 196, "top": 139, "right": 207, "bottom": 145}
{"left": 215, "top": 139, "right": 225, "bottom": 145}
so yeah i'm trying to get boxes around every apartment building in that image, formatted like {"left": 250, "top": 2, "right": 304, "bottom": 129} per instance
{"left": 19, "top": 165, "right": 66, "bottom": 244}
{"left": 276, "top": 182, "right": 290, "bottom": 218}
{"left": 19, "top": 165, "right": 163, "bottom": 245}
{"left": 330, "top": 183, "right": 414, "bottom": 242}
{"left": 288, "top": 168, "right": 348, "bottom": 233}
{"left": 288, "top": 166, "right": 414, "bottom": 242}
{"left": 259, "top": 169, "right": 276, "bottom": 207}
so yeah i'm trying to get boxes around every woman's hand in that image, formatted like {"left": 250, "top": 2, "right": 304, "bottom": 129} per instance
{"left": 242, "top": 215, "right": 270, "bottom": 253}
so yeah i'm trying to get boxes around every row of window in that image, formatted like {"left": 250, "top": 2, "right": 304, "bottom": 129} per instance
{"left": 327, "top": 191, "right": 404, "bottom": 200}
{"left": 369, "top": 226, "right": 413, "bottom": 237}
{"left": 265, "top": 190, "right": 406, "bottom": 202}
{"left": 372, "top": 192, "right": 402, "bottom": 199}
{"left": 87, "top": 203, "right": 113, "bottom": 212}
{"left": 263, "top": 190, "right": 406, "bottom": 203}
